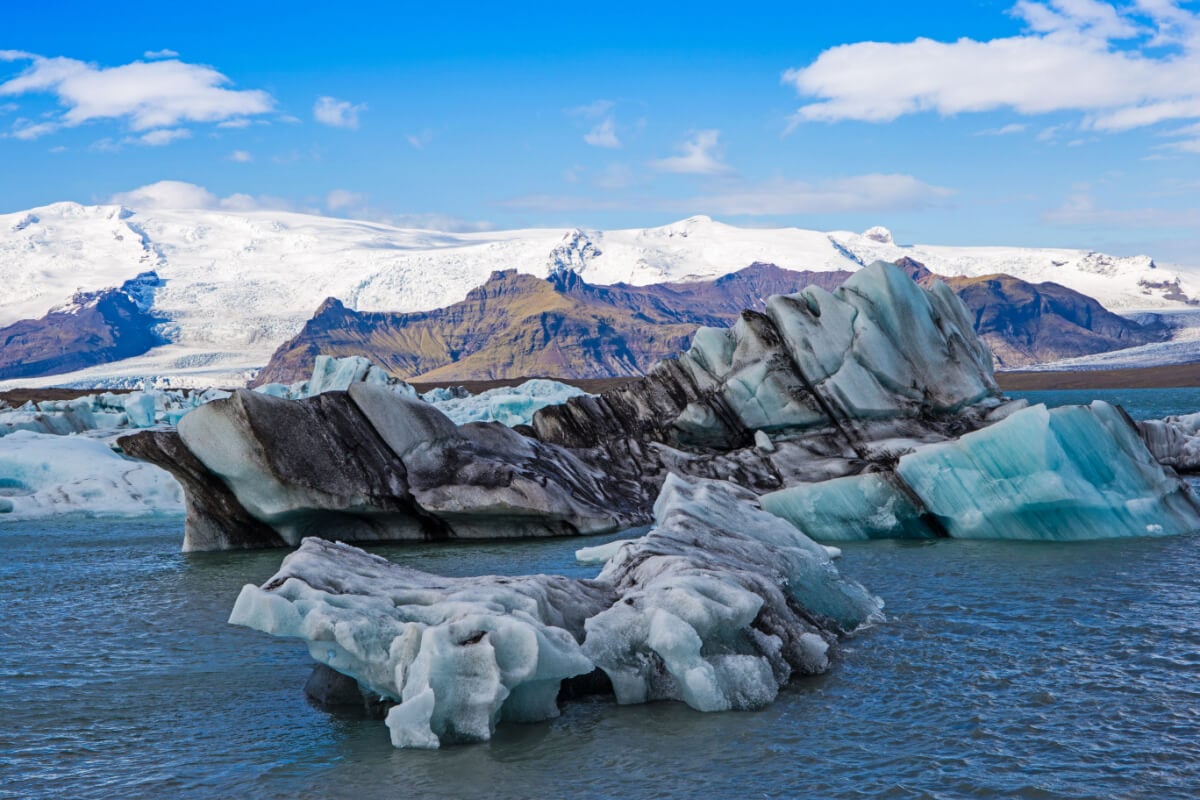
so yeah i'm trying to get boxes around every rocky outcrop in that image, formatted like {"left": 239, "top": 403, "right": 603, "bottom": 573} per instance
{"left": 255, "top": 259, "right": 1165, "bottom": 386}
{"left": 932, "top": 272, "right": 1168, "bottom": 368}
{"left": 0, "top": 271, "right": 167, "bottom": 380}
{"left": 253, "top": 264, "right": 852, "bottom": 385}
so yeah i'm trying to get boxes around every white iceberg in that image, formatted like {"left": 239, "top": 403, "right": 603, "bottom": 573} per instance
{"left": 254, "top": 355, "right": 417, "bottom": 401}
{"left": 762, "top": 402, "right": 1200, "bottom": 541}
{"left": 0, "top": 431, "right": 183, "bottom": 519}
{"left": 425, "top": 379, "right": 586, "bottom": 427}
{"left": 229, "top": 475, "right": 881, "bottom": 748}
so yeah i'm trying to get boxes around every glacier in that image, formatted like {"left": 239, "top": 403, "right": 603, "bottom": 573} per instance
{"left": 228, "top": 475, "right": 882, "bottom": 748}
{"left": 762, "top": 401, "right": 1200, "bottom": 541}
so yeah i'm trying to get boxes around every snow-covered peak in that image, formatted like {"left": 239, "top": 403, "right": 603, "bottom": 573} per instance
{"left": 862, "top": 225, "right": 894, "bottom": 244}
{"left": 547, "top": 228, "right": 602, "bottom": 276}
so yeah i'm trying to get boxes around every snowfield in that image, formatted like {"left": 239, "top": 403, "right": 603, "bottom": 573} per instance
{"left": 2, "top": 201, "right": 1198, "bottom": 387}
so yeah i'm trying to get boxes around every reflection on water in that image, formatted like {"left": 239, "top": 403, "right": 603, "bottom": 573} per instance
{"left": 4, "top": 519, "right": 1200, "bottom": 799}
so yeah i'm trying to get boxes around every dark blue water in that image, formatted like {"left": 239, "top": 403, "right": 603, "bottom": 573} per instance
{"left": 4, "top": 386, "right": 1200, "bottom": 799}
{"left": 4, "top": 524, "right": 1200, "bottom": 799}
{"left": 1012, "top": 386, "right": 1200, "bottom": 421}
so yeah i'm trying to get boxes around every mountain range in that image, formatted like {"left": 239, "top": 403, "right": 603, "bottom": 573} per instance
{"left": 253, "top": 260, "right": 1165, "bottom": 384}
{"left": 0, "top": 201, "right": 1194, "bottom": 387}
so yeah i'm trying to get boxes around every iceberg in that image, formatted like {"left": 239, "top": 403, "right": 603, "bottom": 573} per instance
{"left": 425, "top": 379, "right": 586, "bottom": 427}
{"left": 762, "top": 402, "right": 1200, "bottom": 541}
{"left": 122, "top": 384, "right": 644, "bottom": 550}
{"left": 229, "top": 475, "right": 881, "bottom": 748}
{"left": 1139, "top": 411, "right": 1200, "bottom": 473}
{"left": 0, "top": 430, "right": 183, "bottom": 519}
{"left": 254, "top": 354, "right": 417, "bottom": 401}
{"left": 0, "top": 388, "right": 231, "bottom": 438}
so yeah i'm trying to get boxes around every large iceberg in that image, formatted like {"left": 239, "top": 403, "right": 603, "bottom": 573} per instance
{"left": 762, "top": 401, "right": 1200, "bottom": 541}
{"left": 229, "top": 475, "right": 881, "bottom": 748}
{"left": 122, "top": 384, "right": 643, "bottom": 550}
{"left": 120, "top": 262, "right": 1199, "bottom": 550}
{"left": 0, "top": 431, "right": 183, "bottom": 519}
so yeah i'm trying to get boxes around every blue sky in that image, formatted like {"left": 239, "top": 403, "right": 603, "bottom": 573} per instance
{"left": 3, "top": 0, "right": 1200, "bottom": 263}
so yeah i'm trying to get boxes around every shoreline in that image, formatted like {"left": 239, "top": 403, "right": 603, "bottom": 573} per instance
{"left": 996, "top": 364, "right": 1200, "bottom": 391}
{"left": 5, "top": 366, "right": 1199, "bottom": 407}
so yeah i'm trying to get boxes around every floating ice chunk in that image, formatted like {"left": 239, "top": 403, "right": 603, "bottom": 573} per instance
{"left": 123, "top": 393, "right": 158, "bottom": 428}
{"left": 0, "top": 431, "right": 183, "bottom": 519}
{"left": 583, "top": 476, "right": 882, "bottom": 711}
{"left": 764, "top": 402, "right": 1200, "bottom": 541}
{"left": 230, "top": 476, "right": 882, "bottom": 748}
{"left": 575, "top": 537, "right": 640, "bottom": 565}
{"left": 228, "top": 539, "right": 604, "bottom": 749}
{"left": 426, "top": 379, "right": 587, "bottom": 427}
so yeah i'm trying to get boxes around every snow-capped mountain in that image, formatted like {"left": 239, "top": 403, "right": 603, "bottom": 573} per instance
{"left": 1, "top": 201, "right": 1196, "bottom": 388}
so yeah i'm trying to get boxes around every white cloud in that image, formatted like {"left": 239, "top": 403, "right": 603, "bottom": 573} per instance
{"left": 110, "top": 180, "right": 217, "bottom": 210}
{"left": 10, "top": 118, "right": 58, "bottom": 140}
{"left": 138, "top": 128, "right": 191, "bottom": 146}
{"left": 569, "top": 99, "right": 622, "bottom": 148}
{"left": 313, "top": 96, "right": 366, "bottom": 129}
{"left": 977, "top": 123, "right": 1029, "bottom": 135}
{"left": 651, "top": 130, "right": 733, "bottom": 175}
{"left": 230, "top": 149, "right": 252, "bottom": 163}
{"left": 584, "top": 117, "right": 621, "bottom": 148}
{"left": 326, "top": 188, "right": 367, "bottom": 211}
{"left": 0, "top": 51, "right": 273, "bottom": 135}
{"left": 109, "top": 180, "right": 292, "bottom": 212}
{"left": 143, "top": 49, "right": 179, "bottom": 60}
{"left": 784, "top": 1, "right": 1200, "bottom": 137}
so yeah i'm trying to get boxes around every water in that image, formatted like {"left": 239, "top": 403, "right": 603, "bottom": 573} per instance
{"left": 4, "top": 386, "right": 1200, "bottom": 799}
{"left": 1012, "top": 386, "right": 1200, "bottom": 421}
{"left": 5, "top": 523, "right": 1200, "bottom": 799}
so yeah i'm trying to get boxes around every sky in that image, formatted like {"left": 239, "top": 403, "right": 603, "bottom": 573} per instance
{"left": 3, "top": 0, "right": 1200, "bottom": 263}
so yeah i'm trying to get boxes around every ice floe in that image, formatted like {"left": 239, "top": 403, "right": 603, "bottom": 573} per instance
{"left": 229, "top": 475, "right": 881, "bottom": 748}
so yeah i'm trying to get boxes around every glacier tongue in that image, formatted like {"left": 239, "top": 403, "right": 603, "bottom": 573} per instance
{"left": 762, "top": 401, "right": 1200, "bottom": 541}
{"left": 228, "top": 475, "right": 881, "bottom": 748}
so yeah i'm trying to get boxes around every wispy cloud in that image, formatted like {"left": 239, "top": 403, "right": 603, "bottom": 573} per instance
{"left": 229, "top": 149, "right": 252, "bottom": 163}
{"left": 138, "top": 128, "right": 191, "bottom": 146}
{"left": 651, "top": 130, "right": 733, "bottom": 175}
{"left": 1044, "top": 190, "right": 1200, "bottom": 227}
{"left": 313, "top": 96, "right": 367, "bottom": 129}
{"left": 568, "top": 99, "right": 622, "bottom": 148}
{"left": 406, "top": 129, "right": 433, "bottom": 149}
{"left": 784, "top": 1, "right": 1200, "bottom": 141}
{"left": 143, "top": 49, "right": 179, "bottom": 60}
{"left": 110, "top": 180, "right": 292, "bottom": 212}
{"left": 976, "top": 123, "right": 1028, "bottom": 136}
{"left": 0, "top": 51, "right": 273, "bottom": 140}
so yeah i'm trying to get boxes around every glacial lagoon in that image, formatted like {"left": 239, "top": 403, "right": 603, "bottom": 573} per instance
{"left": 3, "top": 387, "right": 1200, "bottom": 798}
